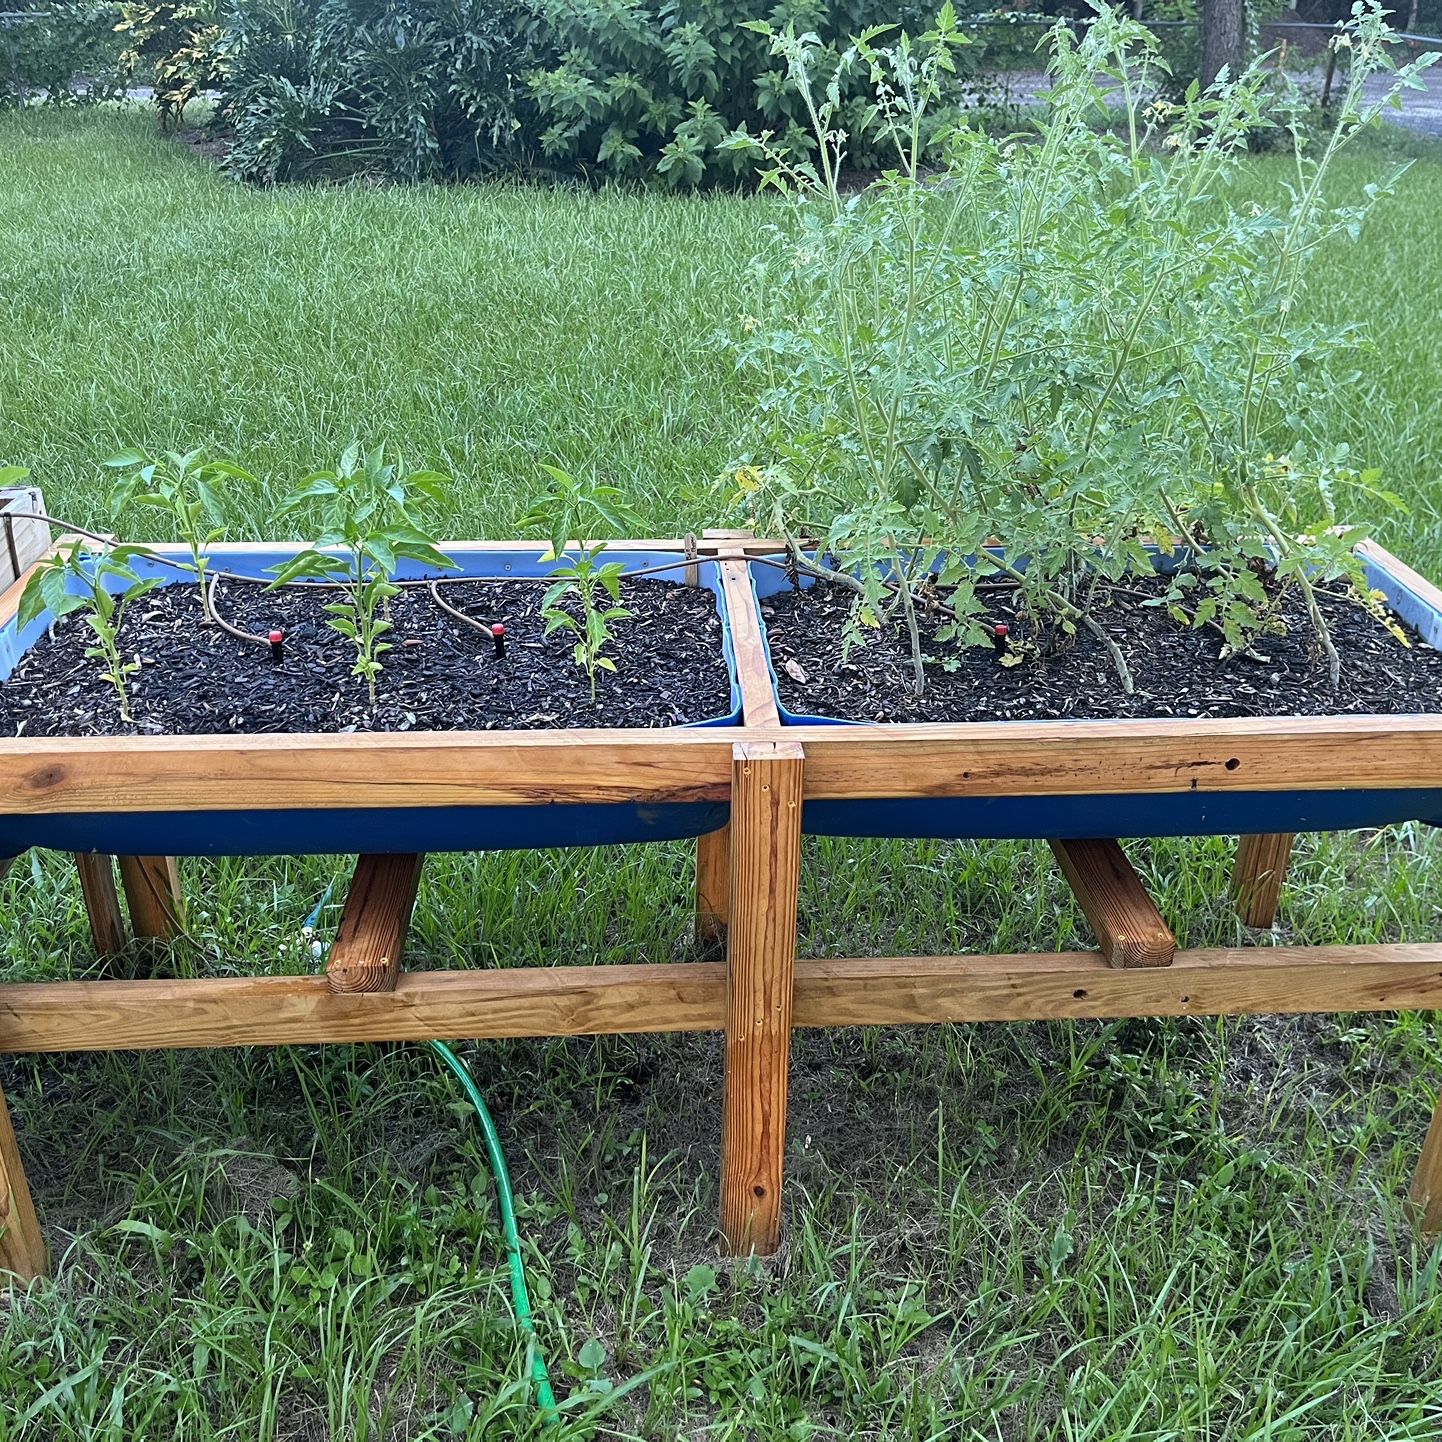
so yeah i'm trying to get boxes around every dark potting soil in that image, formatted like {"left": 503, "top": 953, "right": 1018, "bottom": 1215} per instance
{"left": 763, "top": 574, "right": 1442, "bottom": 723}
{"left": 0, "top": 576, "right": 733, "bottom": 737}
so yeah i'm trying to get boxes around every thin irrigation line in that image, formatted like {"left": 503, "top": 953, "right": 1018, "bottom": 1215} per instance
{"left": 6, "top": 510, "right": 805, "bottom": 589}
{"left": 206, "top": 573, "right": 270, "bottom": 648}
{"left": 428, "top": 579, "right": 500, "bottom": 637}
{"left": 16, "top": 510, "right": 1022, "bottom": 633}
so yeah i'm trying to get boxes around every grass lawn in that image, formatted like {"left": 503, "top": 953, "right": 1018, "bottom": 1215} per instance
{"left": 1, "top": 107, "right": 1442, "bottom": 1440}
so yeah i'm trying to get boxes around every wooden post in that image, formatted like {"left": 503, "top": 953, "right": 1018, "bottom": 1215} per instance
{"left": 1409, "top": 1090, "right": 1442, "bottom": 1242}
{"left": 74, "top": 854, "right": 127, "bottom": 956}
{"left": 1049, "top": 839, "right": 1176, "bottom": 969}
{"left": 0, "top": 1078, "right": 45, "bottom": 1281}
{"left": 117, "top": 855, "right": 185, "bottom": 940}
{"left": 326, "top": 855, "right": 425, "bottom": 995}
{"left": 720, "top": 741, "right": 804, "bottom": 1257}
{"left": 695, "top": 827, "right": 730, "bottom": 947}
{"left": 1232, "top": 833, "right": 1294, "bottom": 929}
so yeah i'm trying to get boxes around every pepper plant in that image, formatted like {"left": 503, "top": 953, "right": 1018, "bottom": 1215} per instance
{"left": 105, "top": 447, "right": 257, "bottom": 623}
{"left": 18, "top": 542, "right": 163, "bottom": 724}
{"left": 267, "top": 445, "right": 456, "bottom": 705}
{"left": 726, "top": 1, "right": 1435, "bottom": 695}
{"left": 519, "top": 465, "right": 641, "bottom": 702}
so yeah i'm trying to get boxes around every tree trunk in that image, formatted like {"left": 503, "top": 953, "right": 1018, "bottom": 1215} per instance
{"left": 1200, "top": 0, "right": 1247, "bottom": 90}
{"left": 1407, "top": 0, "right": 1419, "bottom": 33}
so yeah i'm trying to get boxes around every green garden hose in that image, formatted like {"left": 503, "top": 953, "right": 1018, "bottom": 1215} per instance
{"left": 309, "top": 887, "right": 557, "bottom": 1424}
{"left": 427, "top": 1039, "right": 559, "bottom": 1425}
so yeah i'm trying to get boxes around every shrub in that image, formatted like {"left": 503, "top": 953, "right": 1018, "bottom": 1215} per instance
{"left": 116, "top": 0, "right": 225, "bottom": 128}
{"left": 0, "top": 2, "right": 127, "bottom": 109}
{"left": 218, "top": 0, "right": 544, "bottom": 184}
{"left": 523, "top": 0, "right": 939, "bottom": 187}
{"left": 213, "top": 0, "right": 951, "bottom": 186}
{"left": 724, "top": 1, "right": 1436, "bottom": 695}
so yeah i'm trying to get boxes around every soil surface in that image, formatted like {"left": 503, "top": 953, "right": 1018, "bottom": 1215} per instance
{"left": 763, "top": 574, "right": 1442, "bottom": 723}
{"left": 0, "top": 576, "right": 733, "bottom": 737}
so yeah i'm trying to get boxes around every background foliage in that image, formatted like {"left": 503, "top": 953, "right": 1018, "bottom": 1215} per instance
{"left": 115, "top": 0, "right": 225, "bottom": 128}
{"left": 216, "top": 0, "right": 952, "bottom": 186}
{"left": 218, "top": 0, "right": 543, "bottom": 184}
{"left": 0, "top": 2, "right": 126, "bottom": 108}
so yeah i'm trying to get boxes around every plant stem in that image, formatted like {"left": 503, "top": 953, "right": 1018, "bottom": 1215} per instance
{"left": 895, "top": 568, "right": 926, "bottom": 698}
{"left": 1248, "top": 497, "right": 1341, "bottom": 691}
{"left": 983, "top": 551, "right": 1135, "bottom": 694}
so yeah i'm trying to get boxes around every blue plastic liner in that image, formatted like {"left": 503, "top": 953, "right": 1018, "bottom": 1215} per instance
{"left": 0, "top": 546, "right": 740, "bottom": 857}
{"left": 750, "top": 549, "right": 1442, "bottom": 840}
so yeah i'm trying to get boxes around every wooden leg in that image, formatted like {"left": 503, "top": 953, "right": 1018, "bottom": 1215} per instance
{"left": 117, "top": 855, "right": 185, "bottom": 940}
{"left": 74, "top": 854, "right": 127, "bottom": 956}
{"left": 1409, "top": 1089, "right": 1442, "bottom": 1242}
{"left": 720, "top": 742, "right": 803, "bottom": 1257}
{"left": 1232, "top": 833, "right": 1295, "bottom": 929}
{"left": 695, "top": 825, "right": 730, "bottom": 947}
{"left": 326, "top": 855, "right": 425, "bottom": 995}
{"left": 1049, "top": 839, "right": 1175, "bottom": 969}
{"left": 0, "top": 1077, "right": 45, "bottom": 1281}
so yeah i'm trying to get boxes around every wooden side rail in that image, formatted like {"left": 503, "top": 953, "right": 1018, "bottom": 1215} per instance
{"left": 1049, "top": 839, "right": 1176, "bottom": 969}
{"left": 1233, "top": 833, "right": 1296, "bottom": 929}
{"left": 325, "top": 855, "right": 425, "bottom": 995}
{"left": 1, "top": 944, "right": 1438, "bottom": 1051}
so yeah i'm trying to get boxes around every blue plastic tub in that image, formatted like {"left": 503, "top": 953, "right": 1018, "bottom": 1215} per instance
{"left": 750, "top": 550, "right": 1442, "bottom": 840}
{"left": 0, "top": 546, "right": 741, "bottom": 857}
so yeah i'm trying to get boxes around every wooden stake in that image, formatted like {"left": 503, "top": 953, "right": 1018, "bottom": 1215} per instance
{"left": 694, "top": 826, "right": 729, "bottom": 947}
{"left": 73, "top": 854, "right": 127, "bottom": 956}
{"left": 1049, "top": 839, "right": 1176, "bottom": 969}
{"left": 1232, "top": 834, "right": 1295, "bottom": 929}
{"left": 0, "top": 1078, "right": 45, "bottom": 1280}
{"left": 720, "top": 741, "right": 804, "bottom": 1257}
{"left": 1408, "top": 1090, "right": 1442, "bottom": 1242}
{"left": 117, "top": 855, "right": 184, "bottom": 940}
{"left": 326, "top": 855, "right": 424, "bottom": 995}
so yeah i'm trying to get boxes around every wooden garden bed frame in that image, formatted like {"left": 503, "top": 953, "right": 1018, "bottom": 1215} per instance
{"left": 1, "top": 530, "right": 1441, "bottom": 1280}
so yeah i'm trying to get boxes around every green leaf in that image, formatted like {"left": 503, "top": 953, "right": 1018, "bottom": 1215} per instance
{"left": 193, "top": 477, "right": 225, "bottom": 525}
{"left": 267, "top": 550, "right": 347, "bottom": 587}
{"left": 366, "top": 535, "right": 397, "bottom": 575}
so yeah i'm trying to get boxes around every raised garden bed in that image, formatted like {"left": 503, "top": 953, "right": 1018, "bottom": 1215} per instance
{"left": 748, "top": 542, "right": 1442, "bottom": 840}
{"left": 1, "top": 531, "right": 1442, "bottom": 1280}
{"left": 0, "top": 543, "right": 744, "bottom": 856}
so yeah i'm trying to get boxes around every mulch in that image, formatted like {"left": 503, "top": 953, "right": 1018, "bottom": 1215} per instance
{"left": 0, "top": 576, "right": 733, "bottom": 736}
